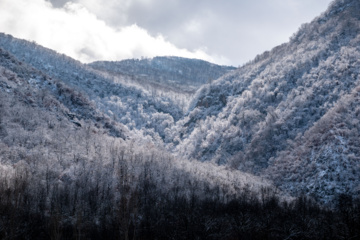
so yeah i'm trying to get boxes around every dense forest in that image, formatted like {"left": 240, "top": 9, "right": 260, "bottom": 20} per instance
{"left": 1, "top": 0, "right": 360, "bottom": 239}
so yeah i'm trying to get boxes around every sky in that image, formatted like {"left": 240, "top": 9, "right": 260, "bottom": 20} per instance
{"left": 0, "top": 0, "right": 333, "bottom": 66}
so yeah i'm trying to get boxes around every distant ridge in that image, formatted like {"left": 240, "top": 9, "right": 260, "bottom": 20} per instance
{"left": 89, "top": 56, "right": 235, "bottom": 94}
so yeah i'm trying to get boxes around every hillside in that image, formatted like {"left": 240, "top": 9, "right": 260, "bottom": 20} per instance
{"left": 268, "top": 86, "right": 360, "bottom": 202}
{"left": 168, "top": 0, "right": 360, "bottom": 202}
{"left": 0, "top": 0, "right": 359, "bottom": 204}
{"left": 0, "top": 33, "right": 187, "bottom": 141}
{"left": 0, "top": 46, "right": 278, "bottom": 239}
{"left": 1, "top": 0, "right": 360, "bottom": 238}
{"left": 89, "top": 57, "right": 235, "bottom": 94}
{"left": 0, "top": 35, "right": 272, "bottom": 200}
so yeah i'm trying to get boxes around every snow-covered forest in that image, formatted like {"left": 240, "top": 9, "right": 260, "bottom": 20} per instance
{"left": 89, "top": 56, "right": 235, "bottom": 94}
{"left": 1, "top": 0, "right": 360, "bottom": 239}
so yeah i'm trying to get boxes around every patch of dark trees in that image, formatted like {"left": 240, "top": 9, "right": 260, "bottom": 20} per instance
{"left": 1, "top": 178, "right": 360, "bottom": 240}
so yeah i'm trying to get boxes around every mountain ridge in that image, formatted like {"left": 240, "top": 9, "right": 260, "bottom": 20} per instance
{"left": 89, "top": 56, "right": 235, "bottom": 94}
{"left": 167, "top": 0, "right": 360, "bottom": 202}
{"left": 1, "top": 0, "right": 360, "bottom": 238}
{"left": 0, "top": 0, "right": 359, "bottom": 210}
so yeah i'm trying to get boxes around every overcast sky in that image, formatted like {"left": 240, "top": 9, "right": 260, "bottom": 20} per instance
{"left": 0, "top": 0, "right": 333, "bottom": 66}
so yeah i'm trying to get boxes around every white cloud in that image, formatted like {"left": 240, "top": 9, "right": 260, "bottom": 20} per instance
{"left": 0, "top": 0, "right": 229, "bottom": 64}
{"left": 75, "top": 0, "right": 131, "bottom": 26}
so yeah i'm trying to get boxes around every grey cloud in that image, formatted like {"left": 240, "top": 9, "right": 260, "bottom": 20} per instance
{"left": 47, "top": 0, "right": 70, "bottom": 8}
{"left": 126, "top": 0, "right": 333, "bottom": 65}
{"left": 46, "top": 0, "right": 333, "bottom": 65}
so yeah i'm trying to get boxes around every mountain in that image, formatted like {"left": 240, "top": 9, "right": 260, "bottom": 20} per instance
{"left": 0, "top": 0, "right": 359, "bottom": 206}
{"left": 0, "top": 34, "right": 235, "bottom": 142}
{"left": 89, "top": 57, "right": 235, "bottom": 94}
{"left": 0, "top": 33, "right": 187, "bottom": 141}
{"left": 0, "top": 44, "right": 277, "bottom": 239}
{"left": 0, "top": 33, "right": 271, "bottom": 195}
{"left": 168, "top": 0, "right": 360, "bottom": 202}
{"left": 1, "top": 0, "right": 360, "bottom": 238}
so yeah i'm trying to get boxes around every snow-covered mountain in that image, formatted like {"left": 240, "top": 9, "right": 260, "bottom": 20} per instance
{"left": 0, "top": 0, "right": 359, "bottom": 203}
{"left": 1, "top": 0, "right": 359, "bottom": 203}
{"left": 168, "top": 0, "right": 360, "bottom": 202}
{"left": 0, "top": 33, "right": 187, "bottom": 141}
{"left": 89, "top": 56, "right": 235, "bottom": 94}
{"left": 1, "top": 0, "right": 360, "bottom": 238}
{"left": 0, "top": 34, "right": 236, "bottom": 143}
{"left": 0, "top": 44, "right": 275, "bottom": 239}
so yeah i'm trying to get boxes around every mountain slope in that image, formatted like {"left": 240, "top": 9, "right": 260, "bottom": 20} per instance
{"left": 169, "top": 0, "right": 360, "bottom": 201}
{"left": 89, "top": 56, "right": 235, "bottom": 94}
{"left": 267, "top": 86, "right": 360, "bottom": 202}
{"left": 1, "top": 0, "right": 360, "bottom": 237}
{"left": 0, "top": 44, "right": 279, "bottom": 239}
{"left": 0, "top": 33, "right": 188, "bottom": 141}
{"left": 0, "top": 0, "right": 359, "bottom": 205}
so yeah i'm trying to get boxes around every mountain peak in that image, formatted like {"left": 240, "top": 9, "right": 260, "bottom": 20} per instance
{"left": 326, "top": 0, "right": 360, "bottom": 17}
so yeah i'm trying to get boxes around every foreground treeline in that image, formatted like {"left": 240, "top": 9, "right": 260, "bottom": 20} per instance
{"left": 1, "top": 171, "right": 360, "bottom": 240}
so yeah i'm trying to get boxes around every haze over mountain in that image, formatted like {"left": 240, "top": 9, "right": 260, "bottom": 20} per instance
{"left": 1, "top": 0, "right": 360, "bottom": 239}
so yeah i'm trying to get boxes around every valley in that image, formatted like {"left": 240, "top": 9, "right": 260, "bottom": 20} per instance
{"left": 1, "top": 0, "right": 360, "bottom": 239}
